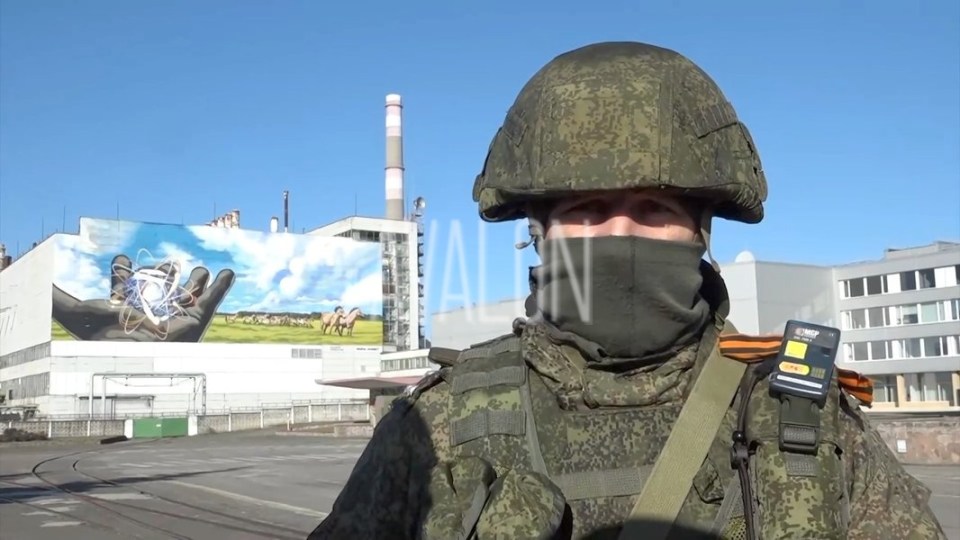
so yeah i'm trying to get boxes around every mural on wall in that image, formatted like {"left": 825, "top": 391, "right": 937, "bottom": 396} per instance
{"left": 51, "top": 218, "right": 383, "bottom": 344}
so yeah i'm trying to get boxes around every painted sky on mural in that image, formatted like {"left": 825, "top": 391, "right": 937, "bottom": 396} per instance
{"left": 52, "top": 217, "right": 383, "bottom": 315}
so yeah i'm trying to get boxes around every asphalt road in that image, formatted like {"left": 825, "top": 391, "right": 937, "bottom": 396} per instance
{"left": 0, "top": 431, "right": 957, "bottom": 539}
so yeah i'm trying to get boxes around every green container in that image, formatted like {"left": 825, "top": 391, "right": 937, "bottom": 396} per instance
{"left": 161, "top": 417, "right": 188, "bottom": 437}
{"left": 132, "top": 417, "right": 188, "bottom": 438}
{"left": 132, "top": 418, "right": 163, "bottom": 438}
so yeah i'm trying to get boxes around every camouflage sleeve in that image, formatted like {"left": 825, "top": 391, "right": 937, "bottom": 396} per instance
{"left": 306, "top": 391, "right": 443, "bottom": 540}
{"left": 842, "top": 402, "right": 947, "bottom": 540}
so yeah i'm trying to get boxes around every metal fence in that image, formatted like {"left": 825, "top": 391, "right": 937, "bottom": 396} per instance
{"left": 3, "top": 399, "right": 371, "bottom": 439}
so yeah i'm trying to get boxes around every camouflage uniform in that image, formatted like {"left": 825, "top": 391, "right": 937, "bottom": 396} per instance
{"left": 308, "top": 43, "right": 946, "bottom": 539}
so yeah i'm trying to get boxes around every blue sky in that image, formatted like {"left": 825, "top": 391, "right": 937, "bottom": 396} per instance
{"left": 2, "top": 1, "right": 958, "bottom": 328}
{"left": 53, "top": 217, "right": 382, "bottom": 315}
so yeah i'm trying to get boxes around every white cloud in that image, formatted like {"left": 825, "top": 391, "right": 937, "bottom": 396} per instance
{"left": 340, "top": 272, "right": 382, "bottom": 310}
{"left": 156, "top": 242, "right": 204, "bottom": 274}
{"left": 190, "top": 227, "right": 382, "bottom": 313}
{"left": 77, "top": 218, "right": 140, "bottom": 255}
{"left": 52, "top": 239, "right": 110, "bottom": 300}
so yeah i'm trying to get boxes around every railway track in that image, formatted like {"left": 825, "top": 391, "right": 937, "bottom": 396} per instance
{"left": 0, "top": 439, "right": 308, "bottom": 539}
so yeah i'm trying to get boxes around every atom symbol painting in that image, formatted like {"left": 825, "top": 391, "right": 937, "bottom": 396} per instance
{"left": 112, "top": 249, "right": 196, "bottom": 340}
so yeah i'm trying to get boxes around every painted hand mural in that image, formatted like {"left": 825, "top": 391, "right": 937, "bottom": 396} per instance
{"left": 52, "top": 254, "right": 235, "bottom": 342}
{"left": 51, "top": 218, "right": 384, "bottom": 345}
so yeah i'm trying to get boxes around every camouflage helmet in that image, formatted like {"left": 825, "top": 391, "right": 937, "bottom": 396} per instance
{"left": 472, "top": 42, "right": 768, "bottom": 224}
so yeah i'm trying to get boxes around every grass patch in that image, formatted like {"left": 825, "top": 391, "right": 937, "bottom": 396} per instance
{"left": 52, "top": 318, "right": 383, "bottom": 345}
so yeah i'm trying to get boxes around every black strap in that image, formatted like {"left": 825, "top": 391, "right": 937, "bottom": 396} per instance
{"left": 730, "top": 361, "right": 774, "bottom": 540}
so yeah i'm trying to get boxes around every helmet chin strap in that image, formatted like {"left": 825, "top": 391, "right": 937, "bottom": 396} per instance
{"left": 516, "top": 203, "right": 546, "bottom": 253}
{"left": 700, "top": 207, "right": 720, "bottom": 273}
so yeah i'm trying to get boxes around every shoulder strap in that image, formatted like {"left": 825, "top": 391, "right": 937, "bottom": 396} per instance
{"left": 618, "top": 342, "right": 747, "bottom": 540}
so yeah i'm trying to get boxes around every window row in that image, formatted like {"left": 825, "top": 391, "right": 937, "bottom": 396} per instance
{"left": 381, "top": 355, "right": 433, "bottom": 372}
{"left": 872, "top": 372, "right": 956, "bottom": 405}
{"left": 841, "top": 299, "right": 960, "bottom": 330}
{"left": 843, "top": 334, "right": 960, "bottom": 362}
{"left": 839, "top": 265, "right": 960, "bottom": 299}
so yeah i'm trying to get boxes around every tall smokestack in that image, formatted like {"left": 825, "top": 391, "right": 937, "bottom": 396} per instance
{"left": 283, "top": 190, "right": 289, "bottom": 232}
{"left": 385, "top": 94, "right": 404, "bottom": 220}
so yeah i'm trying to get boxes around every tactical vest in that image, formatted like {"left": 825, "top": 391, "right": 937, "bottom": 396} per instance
{"left": 424, "top": 323, "right": 874, "bottom": 540}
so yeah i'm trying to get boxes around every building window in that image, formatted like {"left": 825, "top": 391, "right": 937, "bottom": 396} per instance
{"left": 918, "top": 268, "right": 936, "bottom": 289}
{"left": 923, "top": 337, "right": 943, "bottom": 357}
{"left": 869, "top": 341, "right": 887, "bottom": 360}
{"left": 883, "top": 335, "right": 960, "bottom": 359}
{"left": 913, "top": 372, "right": 956, "bottom": 403}
{"left": 904, "top": 338, "right": 923, "bottom": 358}
{"left": 865, "top": 275, "right": 885, "bottom": 295}
{"left": 844, "top": 309, "right": 867, "bottom": 329}
{"left": 847, "top": 278, "right": 865, "bottom": 298}
{"left": 901, "top": 271, "right": 917, "bottom": 291}
{"left": 866, "top": 307, "right": 886, "bottom": 328}
{"left": 871, "top": 375, "right": 898, "bottom": 404}
{"left": 919, "top": 302, "right": 941, "bottom": 324}
{"left": 935, "top": 372, "right": 956, "bottom": 406}
{"left": 899, "top": 305, "right": 919, "bottom": 325}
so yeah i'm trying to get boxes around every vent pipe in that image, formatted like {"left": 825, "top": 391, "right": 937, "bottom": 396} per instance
{"left": 385, "top": 94, "right": 404, "bottom": 220}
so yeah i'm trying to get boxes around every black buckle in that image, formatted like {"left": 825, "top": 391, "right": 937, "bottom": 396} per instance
{"left": 777, "top": 393, "right": 822, "bottom": 455}
{"left": 730, "top": 429, "right": 750, "bottom": 469}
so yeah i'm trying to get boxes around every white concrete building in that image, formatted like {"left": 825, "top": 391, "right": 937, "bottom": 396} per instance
{"left": 0, "top": 222, "right": 385, "bottom": 419}
{"left": 0, "top": 93, "right": 433, "bottom": 420}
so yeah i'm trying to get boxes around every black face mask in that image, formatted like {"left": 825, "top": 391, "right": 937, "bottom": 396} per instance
{"left": 531, "top": 235, "right": 712, "bottom": 361}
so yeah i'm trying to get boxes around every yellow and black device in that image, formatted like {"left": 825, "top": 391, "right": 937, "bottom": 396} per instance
{"left": 769, "top": 320, "right": 842, "bottom": 455}
{"left": 769, "top": 320, "right": 841, "bottom": 405}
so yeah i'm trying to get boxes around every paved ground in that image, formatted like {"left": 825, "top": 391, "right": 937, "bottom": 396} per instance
{"left": 0, "top": 432, "right": 957, "bottom": 539}
{"left": 0, "top": 431, "right": 366, "bottom": 539}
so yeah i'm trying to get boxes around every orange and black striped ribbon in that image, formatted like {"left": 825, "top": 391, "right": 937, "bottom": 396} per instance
{"left": 717, "top": 333, "right": 875, "bottom": 406}
{"left": 718, "top": 333, "right": 782, "bottom": 362}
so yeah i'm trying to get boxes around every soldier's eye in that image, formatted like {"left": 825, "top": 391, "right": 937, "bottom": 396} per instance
{"left": 635, "top": 199, "right": 674, "bottom": 215}
{"left": 565, "top": 200, "right": 607, "bottom": 215}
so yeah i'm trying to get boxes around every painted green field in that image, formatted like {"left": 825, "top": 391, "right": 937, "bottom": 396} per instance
{"left": 51, "top": 318, "right": 383, "bottom": 345}
{"left": 51, "top": 321, "right": 72, "bottom": 341}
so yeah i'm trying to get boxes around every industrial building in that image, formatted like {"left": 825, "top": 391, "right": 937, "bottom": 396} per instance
{"left": 0, "top": 94, "right": 428, "bottom": 419}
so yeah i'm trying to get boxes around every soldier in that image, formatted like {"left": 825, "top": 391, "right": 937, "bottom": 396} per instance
{"left": 308, "top": 42, "right": 946, "bottom": 539}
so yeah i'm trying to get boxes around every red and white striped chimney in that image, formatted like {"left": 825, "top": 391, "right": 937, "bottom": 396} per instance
{"left": 385, "top": 94, "right": 405, "bottom": 220}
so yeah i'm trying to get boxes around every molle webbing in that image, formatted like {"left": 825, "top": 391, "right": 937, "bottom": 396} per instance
{"left": 457, "top": 338, "right": 521, "bottom": 362}
{"left": 783, "top": 454, "right": 819, "bottom": 477}
{"left": 552, "top": 466, "right": 652, "bottom": 502}
{"left": 451, "top": 410, "right": 526, "bottom": 445}
{"left": 428, "top": 347, "right": 463, "bottom": 366}
{"left": 451, "top": 366, "right": 526, "bottom": 394}
{"left": 447, "top": 337, "right": 530, "bottom": 449}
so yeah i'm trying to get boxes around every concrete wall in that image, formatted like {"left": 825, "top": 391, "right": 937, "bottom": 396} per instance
{"left": 4, "top": 401, "right": 371, "bottom": 439}
{"left": 755, "top": 262, "right": 837, "bottom": 333}
{"left": 873, "top": 417, "right": 960, "bottom": 465}
{"left": 431, "top": 298, "right": 525, "bottom": 350}
{"left": 0, "top": 240, "right": 54, "bottom": 355}
{"left": 4, "top": 340, "right": 380, "bottom": 417}
{"left": 718, "top": 262, "right": 761, "bottom": 334}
